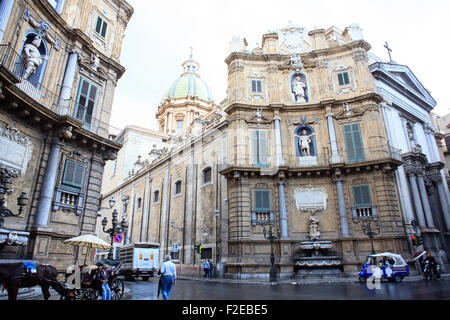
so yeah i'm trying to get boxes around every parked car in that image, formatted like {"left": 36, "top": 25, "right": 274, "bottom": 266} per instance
{"left": 359, "top": 252, "right": 409, "bottom": 283}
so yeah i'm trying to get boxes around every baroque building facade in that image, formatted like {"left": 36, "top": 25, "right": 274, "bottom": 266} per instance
{"left": 100, "top": 23, "right": 450, "bottom": 279}
{"left": 0, "top": 0, "right": 133, "bottom": 271}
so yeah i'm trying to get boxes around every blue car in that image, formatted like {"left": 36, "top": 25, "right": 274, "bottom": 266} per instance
{"left": 359, "top": 252, "right": 409, "bottom": 283}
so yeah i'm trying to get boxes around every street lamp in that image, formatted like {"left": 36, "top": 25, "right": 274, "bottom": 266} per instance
{"left": 360, "top": 217, "right": 381, "bottom": 255}
{"left": 102, "top": 208, "right": 128, "bottom": 260}
{"left": 263, "top": 224, "right": 278, "bottom": 283}
{"left": 0, "top": 174, "right": 29, "bottom": 228}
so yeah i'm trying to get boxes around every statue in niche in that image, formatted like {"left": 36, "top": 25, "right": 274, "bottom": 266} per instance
{"left": 308, "top": 210, "right": 320, "bottom": 240}
{"left": 22, "top": 36, "right": 43, "bottom": 80}
{"left": 298, "top": 129, "right": 312, "bottom": 156}
{"left": 292, "top": 76, "right": 306, "bottom": 103}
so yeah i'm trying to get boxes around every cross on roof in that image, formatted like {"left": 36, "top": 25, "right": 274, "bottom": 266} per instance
{"left": 384, "top": 41, "right": 393, "bottom": 62}
{"left": 189, "top": 47, "right": 194, "bottom": 60}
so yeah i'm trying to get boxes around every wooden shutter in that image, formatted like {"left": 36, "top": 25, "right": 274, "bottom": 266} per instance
{"left": 76, "top": 78, "right": 98, "bottom": 125}
{"left": 252, "top": 130, "right": 268, "bottom": 166}
{"left": 343, "top": 123, "right": 365, "bottom": 163}
{"left": 254, "top": 190, "right": 270, "bottom": 210}
{"left": 95, "top": 17, "right": 102, "bottom": 34}
{"left": 352, "top": 185, "right": 372, "bottom": 207}
{"left": 100, "top": 21, "right": 107, "bottom": 38}
{"left": 62, "top": 160, "right": 85, "bottom": 190}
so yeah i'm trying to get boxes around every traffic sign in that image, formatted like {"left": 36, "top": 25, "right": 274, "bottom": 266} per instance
{"left": 114, "top": 234, "right": 123, "bottom": 243}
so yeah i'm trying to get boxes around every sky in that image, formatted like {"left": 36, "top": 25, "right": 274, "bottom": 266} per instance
{"left": 109, "top": 0, "right": 450, "bottom": 132}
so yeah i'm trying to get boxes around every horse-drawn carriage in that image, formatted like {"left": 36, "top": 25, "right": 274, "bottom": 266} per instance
{"left": 56, "top": 261, "right": 125, "bottom": 300}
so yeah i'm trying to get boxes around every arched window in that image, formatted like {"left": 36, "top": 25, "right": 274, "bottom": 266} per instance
{"left": 16, "top": 32, "right": 49, "bottom": 88}
{"left": 174, "top": 180, "right": 182, "bottom": 195}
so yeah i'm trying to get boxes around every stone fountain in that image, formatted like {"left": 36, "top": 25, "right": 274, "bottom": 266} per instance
{"left": 292, "top": 186, "right": 343, "bottom": 277}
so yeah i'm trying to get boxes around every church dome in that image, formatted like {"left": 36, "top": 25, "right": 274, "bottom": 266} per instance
{"left": 162, "top": 56, "right": 213, "bottom": 103}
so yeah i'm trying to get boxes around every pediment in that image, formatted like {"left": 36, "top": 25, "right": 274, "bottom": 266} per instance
{"left": 371, "top": 62, "right": 436, "bottom": 108}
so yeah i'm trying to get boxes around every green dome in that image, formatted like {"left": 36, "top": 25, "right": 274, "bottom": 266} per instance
{"left": 162, "top": 57, "right": 213, "bottom": 103}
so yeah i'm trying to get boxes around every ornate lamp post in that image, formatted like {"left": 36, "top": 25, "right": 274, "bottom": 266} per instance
{"left": 0, "top": 174, "right": 29, "bottom": 228}
{"left": 263, "top": 224, "right": 278, "bottom": 283}
{"left": 101, "top": 199, "right": 128, "bottom": 260}
{"left": 360, "top": 218, "right": 381, "bottom": 255}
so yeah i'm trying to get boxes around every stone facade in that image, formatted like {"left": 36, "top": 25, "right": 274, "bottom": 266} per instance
{"left": 0, "top": 0, "right": 132, "bottom": 271}
{"left": 98, "top": 23, "right": 449, "bottom": 280}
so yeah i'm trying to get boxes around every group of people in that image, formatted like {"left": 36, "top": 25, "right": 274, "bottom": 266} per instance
{"left": 202, "top": 259, "right": 215, "bottom": 279}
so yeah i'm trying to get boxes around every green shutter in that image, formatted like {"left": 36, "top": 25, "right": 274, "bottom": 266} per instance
{"left": 252, "top": 130, "right": 268, "bottom": 167}
{"left": 95, "top": 17, "right": 102, "bottom": 34}
{"left": 75, "top": 78, "right": 98, "bottom": 126}
{"left": 254, "top": 190, "right": 270, "bottom": 210}
{"left": 343, "top": 123, "right": 365, "bottom": 163}
{"left": 352, "top": 185, "right": 372, "bottom": 207}
{"left": 62, "top": 160, "right": 85, "bottom": 190}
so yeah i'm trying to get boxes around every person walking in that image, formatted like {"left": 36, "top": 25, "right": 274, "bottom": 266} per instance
{"left": 160, "top": 255, "right": 177, "bottom": 300}
{"left": 202, "top": 259, "right": 210, "bottom": 279}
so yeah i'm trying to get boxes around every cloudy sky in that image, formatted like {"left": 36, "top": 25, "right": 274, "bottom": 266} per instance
{"left": 110, "top": 0, "right": 450, "bottom": 132}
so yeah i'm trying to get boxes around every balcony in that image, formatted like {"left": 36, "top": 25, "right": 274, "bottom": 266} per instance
{"left": 351, "top": 206, "right": 378, "bottom": 222}
{"left": 251, "top": 210, "right": 274, "bottom": 226}
{"left": 0, "top": 44, "right": 120, "bottom": 140}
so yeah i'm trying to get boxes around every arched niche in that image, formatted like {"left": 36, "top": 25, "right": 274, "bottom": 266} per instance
{"left": 294, "top": 124, "right": 317, "bottom": 158}
{"left": 290, "top": 71, "right": 310, "bottom": 103}
{"left": 16, "top": 31, "right": 49, "bottom": 88}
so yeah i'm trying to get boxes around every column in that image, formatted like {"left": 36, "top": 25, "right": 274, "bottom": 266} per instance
{"left": 142, "top": 174, "right": 151, "bottom": 242}
{"left": 0, "top": 0, "right": 14, "bottom": 43}
{"left": 408, "top": 173, "right": 427, "bottom": 228}
{"left": 326, "top": 113, "right": 341, "bottom": 163}
{"left": 336, "top": 178, "right": 350, "bottom": 237}
{"left": 35, "top": 139, "right": 62, "bottom": 227}
{"left": 434, "top": 178, "right": 450, "bottom": 231}
{"left": 278, "top": 180, "right": 288, "bottom": 239}
{"left": 417, "top": 175, "right": 435, "bottom": 228}
{"left": 57, "top": 50, "right": 78, "bottom": 115}
{"left": 273, "top": 117, "right": 285, "bottom": 166}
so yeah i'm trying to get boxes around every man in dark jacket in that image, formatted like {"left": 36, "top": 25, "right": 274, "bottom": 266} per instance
{"left": 97, "top": 262, "right": 111, "bottom": 300}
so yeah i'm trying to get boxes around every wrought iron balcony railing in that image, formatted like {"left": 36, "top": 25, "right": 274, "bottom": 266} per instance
{"left": 0, "top": 44, "right": 121, "bottom": 140}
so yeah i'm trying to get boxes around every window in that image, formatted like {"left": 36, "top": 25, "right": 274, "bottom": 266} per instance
{"left": 252, "top": 190, "right": 273, "bottom": 225}
{"left": 153, "top": 190, "right": 160, "bottom": 203}
{"left": 254, "top": 190, "right": 270, "bottom": 210}
{"left": 202, "top": 167, "right": 212, "bottom": 184}
{"left": 174, "top": 181, "right": 182, "bottom": 195}
{"left": 75, "top": 77, "right": 98, "bottom": 127}
{"left": 337, "top": 72, "right": 350, "bottom": 86}
{"left": 252, "top": 130, "right": 268, "bottom": 167}
{"left": 200, "top": 248, "right": 212, "bottom": 260}
{"left": 251, "top": 80, "right": 262, "bottom": 93}
{"left": 343, "top": 123, "right": 365, "bottom": 163}
{"left": 95, "top": 16, "right": 108, "bottom": 38}
{"left": 137, "top": 197, "right": 142, "bottom": 209}
{"left": 62, "top": 160, "right": 86, "bottom": 192}
{"left": 352, "top": 185, "right": 374, "bottom": 219}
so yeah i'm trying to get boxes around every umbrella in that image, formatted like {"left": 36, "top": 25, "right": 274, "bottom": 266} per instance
{"left": 64, "top": 234, "right": 112, "bottom": 264}
{"left": 413, "top": 250, "right": 427, "bottom": 261}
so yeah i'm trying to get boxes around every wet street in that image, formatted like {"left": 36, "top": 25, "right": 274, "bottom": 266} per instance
{"left": 122, "top": 277, "right": 450, "bottom": 300}
{"left": 24, "top": 277, "right": 450, "bottom": 300}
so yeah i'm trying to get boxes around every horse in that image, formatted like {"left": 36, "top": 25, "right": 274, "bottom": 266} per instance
{"left": 0, "top": 262, "right": 58, "bottom": 300}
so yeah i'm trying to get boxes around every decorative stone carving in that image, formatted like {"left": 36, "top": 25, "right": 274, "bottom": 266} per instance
{"left": 22, "top": 36, "right": 43, "bottom": 79}
{"left": 290, "top": 55, "right": 303, "bottom": 70}
{"left": 298, "top": 129, "right": 312, "bottom": 157}
{"left": 0, "top": 123, "right": 33, "bottom": 177}
{"left": 278, "top": 22, "right": 310, "bottom": 54}
{"left": 292, "top": 75, "right": 306, "bottom": 103}
{"left": 294, "top": 186, "right": 327, "bottom": 211}
{"left": 308, "top": 210, "right": 321, "bottom": 240}
{"left": 89, "top": 53, "right": 100, "bottom": 71}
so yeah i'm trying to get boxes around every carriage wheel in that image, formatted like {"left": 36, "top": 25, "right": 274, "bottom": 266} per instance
{"left": 81, "top": 288, "right": 96, "bottom": 300}
{"left": 111, "top": 278, "right": 124, "bottom": 300}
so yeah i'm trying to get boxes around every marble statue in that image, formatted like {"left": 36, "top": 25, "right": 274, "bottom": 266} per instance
{"left": 298, "top": 129, "right": 311, "bottom": 156}
{"left": 292, "top": 76, "right": 306, "bottom": 102}
{"left": 22, "top": 36, "right": 42, "bottom": 80}
{"left": 90, "top": 53, "right": 100, "bottom": 71}
{"left": 309, "top": 211, "right": 320, "bottom": 240}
